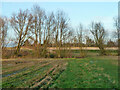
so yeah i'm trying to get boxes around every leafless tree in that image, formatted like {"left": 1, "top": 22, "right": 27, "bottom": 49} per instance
{"left": 67, "top": 30, "right": 74, "bottom": 58}
{"left": 0, "top": 17, "right": 8, "bottom": 49}
{"left": 114, "top": 17, "right": 120, "bottom": 55}
{"left": 31, "top": 5, "right": 46, "bottom": 57}
{"left": 90, "top": 22, "right": 106, "bottom": 55}
{"left": 77, "top": 24, "right": 83, "bottom": 48}
{"left": 85, "top": 36, "right": 95, "bottom": 47}
{"left": 55, "top": 10, "right": 70, "bottom": 58}
{"left": 76, "top": 23, "right": 87, "bottom": 57}
{"left": 73, "top": 36, "right": 77, "bottom": 47}
{"left": 42, "top": 12, "right": 56, "bottom": 57}
{"left": 10, "top": 9, "right": 33, "bottom": 55}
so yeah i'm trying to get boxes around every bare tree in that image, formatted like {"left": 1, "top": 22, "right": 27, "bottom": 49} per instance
{"left": 31, "top": 5, "right": 46, "bottom": 57}
{"left": 55, "top": 10, "right": 70, "bottom": 58}
{"left": 67, "top": 30, "right": 74, "bottom": 58}
{"left": 76, "top": 23, "right": 86, "bottom": 57}
{"left": 90, "top": 22, "right": 106, "bottom": 55}
{"left": 85, "top": 36, "right": 95, "bottom": 47}
{"left": 77, "top": 24, "right": 83, "bottom": 48}
{"left": 10, "top": 9, "right": 33, "bottom": 55}
{"left": 114, "top": 17, "right": 120, "bottom": 55}
{"left": 107, "top": 39, "right": 116, "bottom": 47}
{"left": 73, "top": 36, "right": 77, "bottom": 47}
{"left": 0, "top": 17, "right": 8, "bottom": 49}
{"left": 42, "top": 12, "right": 56, "bottom": 57}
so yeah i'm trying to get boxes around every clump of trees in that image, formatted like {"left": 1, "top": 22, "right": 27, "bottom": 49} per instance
{"left": 0, "top": 5, "right": 119, "bottom": 58}
{"left": 8, "top": 5, "right": 73, "bottom": 58}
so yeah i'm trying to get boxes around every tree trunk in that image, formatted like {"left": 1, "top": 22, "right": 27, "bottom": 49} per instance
{"left": 16, "top": 43, "right": 20, "bottom": 55}
{"left": 16, "top": 37, "right": 21, "bottom": 55}
{"left": 99, "top": 45, "right": 106, "bottom": 55}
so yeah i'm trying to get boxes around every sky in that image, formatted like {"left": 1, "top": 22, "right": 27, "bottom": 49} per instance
{"left": 1, "top": 2, "right": 118, "bottom": 42}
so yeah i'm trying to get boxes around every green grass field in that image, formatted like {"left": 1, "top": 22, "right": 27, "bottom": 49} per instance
{"left": 51, "top": 56, "right": 118, "bottom": 88}
{"left": 2, "top": 50, "right": 119, "bottom": 88}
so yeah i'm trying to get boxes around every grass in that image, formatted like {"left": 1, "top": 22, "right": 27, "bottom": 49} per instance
{"left": 51, "top": 56, "right": 118, "bottom": 88}
{"left": 2, "top": 50, "right": 119, "bottom": 88}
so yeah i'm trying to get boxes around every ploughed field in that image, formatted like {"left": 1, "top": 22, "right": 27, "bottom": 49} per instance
{"left": 2, "top": 56, "right": 118, "bottom": 88}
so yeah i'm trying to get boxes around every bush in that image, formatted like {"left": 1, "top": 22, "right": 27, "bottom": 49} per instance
{"left": 2, "top": 49, "right": 16, "bottom": 59}
{"left": 74, "top": 51, "right": 87, "bottom": 58}
{"left": 49, "top": 53, "right": 56, "bottom": 58}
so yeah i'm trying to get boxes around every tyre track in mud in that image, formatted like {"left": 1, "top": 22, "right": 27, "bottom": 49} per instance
{"left": 30, "top": 61, "right": 68, "bottom": 88}
{"left": 2, "top": 60, "right": 57, "bottom": 87}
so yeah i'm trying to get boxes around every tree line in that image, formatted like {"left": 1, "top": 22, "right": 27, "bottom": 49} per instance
{"left": 0, "top": 5, "right": 119, "bottom": 58}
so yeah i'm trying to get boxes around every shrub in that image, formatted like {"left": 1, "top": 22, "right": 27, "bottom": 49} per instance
{"left": 50, "top": 53, "right": 56, "bottom": 58}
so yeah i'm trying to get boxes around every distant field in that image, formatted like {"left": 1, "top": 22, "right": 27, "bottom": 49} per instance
{"left": 6, "top": 47, "right": 118, "bottom": 50}
{"left": 48, "top": 47, "right": 118, "bottom": 50}
{"left": 2, "top": 55, "right": 118, "bottom": 88}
